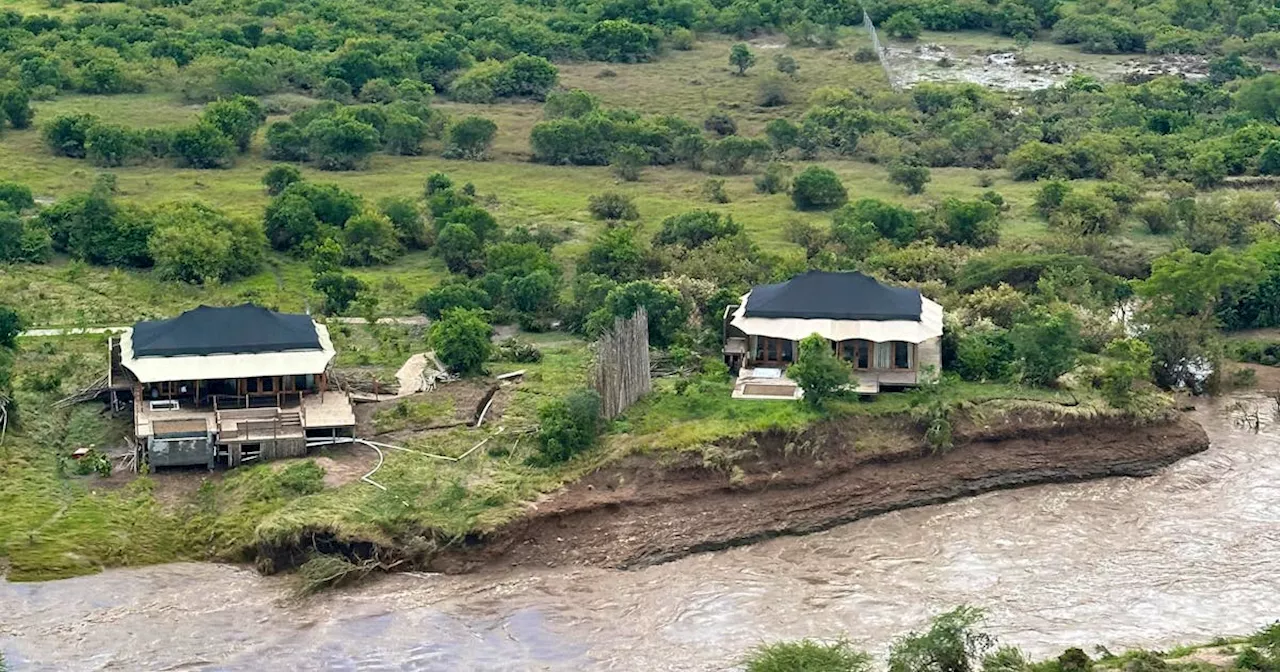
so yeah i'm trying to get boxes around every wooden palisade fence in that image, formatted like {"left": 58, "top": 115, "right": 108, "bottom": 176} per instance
{"left": 591, "top": 308, "right": 652, "bottom": 420}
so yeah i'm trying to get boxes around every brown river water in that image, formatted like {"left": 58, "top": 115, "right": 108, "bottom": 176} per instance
{"left": 3, "top": 394, "right": 1279, "bottom": 671}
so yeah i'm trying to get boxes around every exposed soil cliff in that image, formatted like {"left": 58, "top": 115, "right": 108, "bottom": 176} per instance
{"left": 431, "top": 411, "right": 1209, "bottom": 573}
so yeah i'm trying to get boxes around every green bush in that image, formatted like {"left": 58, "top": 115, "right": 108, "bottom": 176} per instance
{"left": 262, "top": 164, "right": 303, "bottom": 196}
{"left": 789, "top": 333, "right": 850, "bottom": 407}
{"left": 444, "top": 116, "right": 497, "bottom": 160}
{"left": 429, "top": 308, "right": 492, "bottom": 375}
{"left": 533, "top": 388, "right": 602, "bottom": 465}
{"left": 587, "top": 192, "right": 640, "bottom": 221}
{"left": 1010, "top": 307, "right": 1081, "bottom": 387}
{"left": 888, "top": 606, "right": 993, "bottom": 672}
{"left": 792, "top": 166, "right": 848, "bottom": 210}
{"left": 745, "top": 639, "right": 872, "bottom": 672}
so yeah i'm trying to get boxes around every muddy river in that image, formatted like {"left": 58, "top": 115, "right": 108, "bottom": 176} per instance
{"left": 3, "top": 394, "right": 1279, "bottom": 671}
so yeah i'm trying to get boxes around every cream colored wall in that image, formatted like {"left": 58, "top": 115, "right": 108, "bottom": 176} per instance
{"left": 918, "top": 336, "right": 943, "bottom": 380}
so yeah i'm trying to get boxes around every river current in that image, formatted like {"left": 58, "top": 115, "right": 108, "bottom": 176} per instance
{"left": 3, "top": 394, "right": 1278, "bottom": 671}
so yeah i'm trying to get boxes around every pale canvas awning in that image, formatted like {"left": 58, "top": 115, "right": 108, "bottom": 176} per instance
{"left": 729, "top": 295, "right": 943, "bottom": 344}
{"left": 120, "top": 323, "right": 337, "bottom": 383}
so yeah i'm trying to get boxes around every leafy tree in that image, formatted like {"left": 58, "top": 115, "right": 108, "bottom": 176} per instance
{"left": 884, "top": 12, "right": 924, "bottom": 39}
{"left": 149, "top": 201, "right": 265, "bottom": 284}
{"left": 437, "top": 222, "right": 482, "bottom": 273}
{"left": 1009, "top": 307, "right": 1080, "bottom": 386}
{"left": 383, "top": 111, "right": 427, "bottom": 155}
{"left": 1189, "top": 149, "right": 1227, "bottom": 189}
{"left": 0, "top": 182, "right": 35, "bottom": 212}
{"left": 1235, "top": 73, "right": 1280, "bottom": 123}
{"left": 342, "top": 210, "right": 402, "bottom": 265}
{"left": 704, "top": 113, "right": 738, "bottom": 136}
{"left": 495, "top": 54, "right": 559, "bottom": 99}
{"left": 1099, "top": 337, "right": 1153, "bottom": 408}
{"left": 38, "top": 190, "right": 153, "bottom": 267}
{"left": 835, "top": 199, "right": 918, "bottom": 246}
{"left": 655, "top": 210, "right": 742, "bottom": 248}
{"left": 674, "top": 133, "right": 709, "bottom": 169}
{"left": 744, "top": 639, "right": 871, "bottom": 672}
{"left": 889, "top": 161, "right": 931, "bottom": 194}
{"left": 939, "top": 198, "right": 999, "bottom": 247}
{"left": 587, "top": 192, "right": 639, "bottom": 221}
{"left": 589, "top": 280, "right": 688, "bottom": 346}
{"left": 887, "top": 606, "right": 994, "bottom": 672}
{"left": 789, "top": 333, "right": 850, "bottom": 407}
{"left": 611, "top": 143, "right": 648, "bottom": 181}
{"left": 265, "top": 120, "right": 308, "bottom": 161}
{"left": 507, "top": 269, "right": 559, "bottom": 315}
{"left": 264, "top": 192, "right": 324, "bottom": 252}
{"left": 533, "top": 389, "right": 602, "bottom": 465}
{"left": 1259, "top": 141, "right": 1280, "bottom": 176}
{"left": 43, "top": 113, "right": 99, "bottom": 158}
{"left": 85, "top": 124, "right": 145, "bottom": 167}
{"left": 202, "top": 96, "right": 265, "bottom": 152}
{"left": 1033, "top": 179, "right": 1072, "bottom": 217}
{"left": 1, "top": 88, "right": 34, "bottom": 129}
{"left": 305, "top": 114, "right": 380, "bottom": 170}
{"left": 792, "top": 166, "right": 848, "bottom": 210}
{"left": 1142, "top": 315, "right": 1219, "bottom": 393}
{"left": 708, "top": 136, "right": 768, "bottom": 175}
{"left": 0, "top": 305, "right": 24, "bottom": 349}
{"left": 774, "top": 53, "right": 799, "bottom": 78}
{"left": 583, "top": 19, "right": 654, "bottom": 63}
{"left": 378, "top": 197, "right": 427, "bottom": 248}
{"left": 425, "top": 171, "right": 454, "bottom": 197}
{"left": 440, "top": 205, "right": 499, "bottom": 243}
{"left": 262, "top": 164, "right": 303, "bottom": 196}
{"left": 1138, "top": 247, "right": 1259, "bottom": 317}
{"left": 581, "top": 227, "right": 647, "bottom": 281}
{"left": 755, "top": 161, "right": 792, "bottom": 194}
{"left": 544, "top": 89, "right": 600, "bottom": 119}
{"left": 953, "top": 326, "right": 1015, "bottom": 381}
{"left": 415, "top": 281, "right": 492, "bottom": 319}
{"left": 0, "top": 211, "right": 51, "bottom": 263}
{"left": 765, "top": 118, "right": 800, "bottom": 153}
{"left": 313, "top": 271, "right": 365, "bottom": 315}
{"left": 429, "top": 307, "right": 492, "bottom": 375}
{"left": 171, "top": 123, "right": 235, "bottom": 168}
{"left": 444, "top": 116, "right": 497, "bottom": 160}
{"left": 729, "top": 43, "right": 757, "bottom": 75}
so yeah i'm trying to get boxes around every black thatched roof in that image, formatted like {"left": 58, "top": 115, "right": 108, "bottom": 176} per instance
{"left": 742, "top": 271, "right": 922, "bottom": 321}
{"left": 131, "top": 304, "right": 320, "bottom": 357}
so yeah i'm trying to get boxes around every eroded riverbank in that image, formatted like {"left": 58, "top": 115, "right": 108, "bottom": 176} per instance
{"left": 3, "top": 394, "right": 1279, "bottom": 671}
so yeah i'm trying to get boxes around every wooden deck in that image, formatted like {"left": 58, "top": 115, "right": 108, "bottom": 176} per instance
{"left": 137, "top": 392, "right": 355, "bottom": 439}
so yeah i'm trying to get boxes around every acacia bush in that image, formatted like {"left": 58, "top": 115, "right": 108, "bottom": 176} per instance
{"left": 149, "top": 202, "right": 265, "bottom": 284}
{"left": 792, "top": 166, "right": 848, "bottom": 210}
{"left": 587, "top": 192, "right": 640, "bottom": 221}
{"left": 789, "top": 334, "right": 850, "bottom": 407}
{"left": 429, "top": 308, "right": 492, "bottom": 375}
{"left": 532, "top": 389, "right": 602, "bottom": 465}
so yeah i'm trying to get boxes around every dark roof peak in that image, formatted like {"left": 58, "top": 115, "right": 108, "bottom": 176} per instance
{"left": 743, "top": 271, "right": 922, "bottom": 321}
{"left": 132, "top": 304, "right": 321, "bottom": 357}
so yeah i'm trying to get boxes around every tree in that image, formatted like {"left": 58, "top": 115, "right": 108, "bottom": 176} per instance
{"left": 445, "top": 116, "right": 497, "bottom": 160}
{"left": 149, "top": 202, "right": 265, "bottom": 284}
{"left": 383, "top": 111, "right": 427, "bottom": 155}
{"left": 887, "top": 606, "right": 994, "bottom": 672}
{"left": 533, "top": 389, "right": 602, "bottom": 465}
{"left": 1, "top": 88, "right": 34, "bottom": 129}
{"left": 265, "top": 120, "right": 308, "bottom": 161}
{"left": 544, "top": 89, "right": 600, "bottom": 119}
{"left": 889, "top": 161, "right": 931, "bottom": 194}
{"left": 1235, "top": 73, "right": 1280, "bottom": 123}
{"left": 342, "top": 210, "right": 402, "bottom": 266}
{"left": 611, "top": 143, "right": 648, "bottom": 181}
{"left": 765, "top": 119, "right": 800, "bottom": 153}
{"left": 264, "top": 193, "right": 324, "bottom": 252}
{"left": 171, "top": 123, "right": 235, "bottom": 168}
{"left": 939, "top": 198, "right": 1000, "bottom": 247}
{"left": 43, "top": 113, "right": 99, "bottom": 158}
{"left": 1009, "top": 307, "right": 1080, "bottom": 386}
{"left": 0, "top": 305, "right": 24, "bottom": 349}
{"left": 792, "top": 166, "right": 848, "bottom": 210}
{"left": 655, "top": 210, "right": 742, "bottom": 248}
{"left": 590, "top": 280, "right": 688, "bottom": 346}
{"left": 774, "top": 53, "right": 799, "bottom": 78}
{"left": 745, "top": 640, "right": 872, "bottom": 672}
{"left": 495, "top": 54, "right": 559, "bottom": 99}
{"left": 379, "top": 197, "right": 427, "bottom": 248}
{"left": 415, "top": 281, "right": 491, "bottom": 319}
{"left": 262, "top": 164, "right": 302, "bottom": 196}
{"left": 1138, "top": 247, "right": 1259, "bottom": 317}
{"left": 0, "top": 182, "right": 34, "bottom": 212}
{"left": 436, "top": 222, "right": 482, "bottom": 273}
{"left": 305, "top": 114, "right": 380, "bottom": 170}
{"left": 884, "top": 12, "right": 924, "bottom": 39}
{"left": 587, "top": 192, "right": 639, "bottom": 221}
{"left": 581, "top": 228, "right": 647, "bottom": 281}
{"left": 202, "top": 96, "right": 265, "bottom": 152}
{"left": 0, "top": 211, "right": 52, "bottom": 263}
{"left": 704, "top": 113, "right": 738, "bottom": 136}
{"left": 729, "top": 43, "right": 756, "bottom": 75}
{"left": 441, "top": 204, "right": 499, "bottom": 242}
{"left": 835, "top": 199, "right": 918, "bottom": 246}
{"left": 583, "top": 19, "right": 654, "bottom": 63}
{"left": 1100, "top": 337, "right": 1153, "bottom": 408}
{"left": 1189, "top": 149, "right": 1227, "bottom": 189}
{"left": 1259, "top": 141, "right": 1280, "bottom": 176}
{"left": 85, "top": 124, "right": 145, "bottom": 167}
{"left": 38, "top": 190, "right": 154, "bottom": 267}
{"left": 429, "top": 307, "right": 492, "bottom": 375}
{"left": 789, "top": 333, "right": 851, "bottom": 407}
{"left": 313, "top": 271, "right": 365, "bottom": 315}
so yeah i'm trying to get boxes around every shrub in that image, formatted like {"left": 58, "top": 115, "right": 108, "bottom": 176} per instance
{"left": 1, "top": 87, "right": 34, "bottom": 129}
{"left": 1133, "top": 200, "right": 1175, "bottom": 234}
{"left": 0, "top": 211, "right": 52, "bottom": 263}
{"left": 533, "top": 389, "right": 602, "bottom": 464}
{"left": 262, "top": 164, "right": 302, "bottom": 196}
{"left": 342, "top": 210, "right": 402, "bottom": 266}
{"left": 884, "top": 12, "right": 924, "bottom": 39}
{"left": 708, "top": 136, "right": 768, "bottom": 175}
{"left": 588, "top": 192, "right": 639, "bottom": 221}
{"left": 415, "top": 281, "right": 491, "bottom": 319}
{"left": 745, "top": 639, "right": 872, "bottom": 672}
{"left": 580, "top": 228, "right": 647, "bottom": 281}
{"left": 0, "top": 305, "right": 23, "bottom": 350}
{"left": 171, "top": 123, "right": 235, "bottom": 168}
{"left": 789, "top": 333, "right": 850, "bottom": 407}
{"left": 85, "top": 123, "right": 145, "bottom": 167}
{"left": 704, "top": 113, "right": 737, "bottom": 136}
{"left": 756, "top": 75, "right": 792, "bottom": 107}
{"left": 887, "top": 606, "right": 993, "bottom": 672}
{"left": 201, "top": 95, "right": 265, "bottom": 152}
{"left": 755, "top": 162, "right": 792, "bottom": 194}
{"left": 444, "top": 116, "right": 497, "bottom": 160}
{"left": 305, "top": 114, "right": 380, "bottom": 170}
{"left": 954, "top": 326, "right": 1015, "bottom": 381}
{"left": 588, "top": 280, "right": 689, "bottom": 347}
{"left": 774, "top": 53, "right": 799, "bottom": 78}
{"left": 313, "top": 272, "right": 365, "bottom": 315}
{"left": 495, "top": 337, "right": 543, "bottom": 363}
{"left": 583, "top": 19, "right": 655, "bottom": 63}
{"left": 425, "top": 172, "right": 454, "bottom": 197}
{"left": 655, "top": 210, "right": 742, "bottom": 248}
{"left": 379, "top": 197, "right": 428, "bottom": 248}
{"left": 43, "top": 113, "right": 99, "bottom": 158}
{"left": 149, "top": 202, "right": 266, "bottom": 284}
{"left": 1099, "top": 338, "right": 1153, "bottom": 407}
{"left": 888, "top": 161, "right": 931, "bottom": 194}
{"left": 1010, "top": 307, "right": 1081, "bottom": 386}
{"left": 0, "top": 182, "right": 35, "bottom": 212}
{"left": 938, "top": 198, "right": 1000, "bottom": 247}
{"left": 1033, "top": 179, "right": 1072, "bottom": 217}
{"left": 729, "top": 43, "right": 756, "bottom": 75}
{"left": 611, "top": 143, "right": 648, "bottom": 181}
{"left": 703, "top": 178, "right": 729, "bottom": 203}
{"left": 436, "top": 222, "right": 482, "bottom": 273}
{"left": 854, "top": 46, "right": 878, "bottom": 62}
{"left": 429, "top": 307, "right": 492, "bottom": 375}
{"left": 792, "top": 166, "right": 848, "bottom": 210}
{"left": 835, "top": 199, "right": 918, "bottom": 246}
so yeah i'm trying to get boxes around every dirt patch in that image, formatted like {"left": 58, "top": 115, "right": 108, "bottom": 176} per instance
{"left": 308, "top": 444, "right": 378, "bottom": 488}
{"left": 431, "top": 412, "right": 1209, "bottom": 573}
{"left": 355, "top": 378, "right": 511, "bottom": 439}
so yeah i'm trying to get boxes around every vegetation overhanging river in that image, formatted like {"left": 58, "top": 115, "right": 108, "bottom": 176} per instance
{"left": 3, "top": 392, "right": 1279, "bottom": 671}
